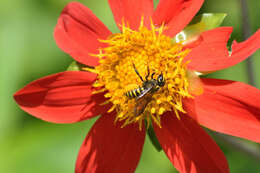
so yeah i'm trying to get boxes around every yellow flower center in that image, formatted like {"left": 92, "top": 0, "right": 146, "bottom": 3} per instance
{"left": 90, "top": 20, "right": 194, "bottom": 130}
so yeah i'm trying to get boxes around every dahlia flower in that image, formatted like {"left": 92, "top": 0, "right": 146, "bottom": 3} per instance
{"left": 14, "top": 0, "right": 260, "bottom": 173}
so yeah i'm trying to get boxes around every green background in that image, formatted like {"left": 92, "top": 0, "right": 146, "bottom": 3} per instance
{"left": 1, "top": 0, "right": 260, "bottom": 172}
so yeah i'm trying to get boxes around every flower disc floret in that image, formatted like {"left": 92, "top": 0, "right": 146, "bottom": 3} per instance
{"left": 93, "top": 21, "right": 192, "bottom": 129}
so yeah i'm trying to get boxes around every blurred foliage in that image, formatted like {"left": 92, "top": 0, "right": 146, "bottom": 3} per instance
{"left": 0, "top": 0, "right": 260, "bottom": 172}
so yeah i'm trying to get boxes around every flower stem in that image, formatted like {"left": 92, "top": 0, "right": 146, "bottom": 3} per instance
{"left": 240, "top": 0, "right": 256, "bottom": 86}
{"left": 210, "top": 131, "right": 260, "bottom": 161}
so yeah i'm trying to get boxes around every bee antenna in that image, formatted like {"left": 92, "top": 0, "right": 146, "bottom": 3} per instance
{"left": 132, "top": 63, "right": 144, "bottom": 82}
{"left": 151, "top": 72, "right": 156, "bottom": 79}
{"left": 145, "top": 66, "right": 150, "bottom": 81}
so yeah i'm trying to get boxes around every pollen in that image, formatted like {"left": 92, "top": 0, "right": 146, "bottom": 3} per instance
{"left": 91, "top": 19, "right": 195, "bottom": 130}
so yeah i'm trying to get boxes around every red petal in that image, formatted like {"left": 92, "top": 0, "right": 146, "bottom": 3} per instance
{"left": 108, "top": 0, "right": 154, "bottom": 30}
{"left": 230, "top": 29, "right": 260, "bottom": 60}
{"left": 153, "top": 112, "right": 229, "bottom": 173}
{"left": 187, "top": 70, "right": 204, "bottom": 96}
{"left": 186, "top": 28, "right": 260, "bottom": 72}
{"left": 54, "top": 2, "right": 111, "bottom": 66}
{"left": 185, "top": 27, "right": 232, "bottom": 71}
{"left": 152, "top": 0, "right": 204, "bottom": 37}
{"left": 76, "top": 113, "right": 145, "bottom": 173}
{"left": 184, "top": 78, "right": 260, "bottom": 142}
{"left": 14, "top": 71, "right": 109, "bottom": 123}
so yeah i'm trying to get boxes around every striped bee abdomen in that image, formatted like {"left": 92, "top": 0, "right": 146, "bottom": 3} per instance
{"left": 125, "top": 87, "right": 145, "bottom": 99}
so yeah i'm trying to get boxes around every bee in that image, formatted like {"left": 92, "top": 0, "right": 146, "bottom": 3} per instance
{"left": 125, "top": 63, "right": 165, "bottom": 116}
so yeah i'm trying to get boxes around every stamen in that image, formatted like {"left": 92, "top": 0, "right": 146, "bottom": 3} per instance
{"left": 82, "top": 67, "right": 98, "bottom": 74}
{"left": 92, "top": 18, "right": 197, "bottom": 129}
{"left": 92, "top": 88, "right": 107, "bottom": 94}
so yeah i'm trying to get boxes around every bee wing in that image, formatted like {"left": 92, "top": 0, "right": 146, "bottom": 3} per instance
{"left": 134, "top": 91, "right": 153, "bottom": 116}
{"left": 136, "top": 85, "right": 153, "bottom": 100}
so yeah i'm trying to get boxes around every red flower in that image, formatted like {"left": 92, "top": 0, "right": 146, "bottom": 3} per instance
{"left": 14, "top": 1, "right": 260, "bottom": 173}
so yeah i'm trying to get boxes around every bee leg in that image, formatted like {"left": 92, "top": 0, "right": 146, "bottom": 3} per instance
{"left": 151, "top": 72, "right": 156, "bottom": 79}
{"left": 145, "top": 66, "right": 150, "bottom": 81}
{"left": 133, "top": 98, "right": 138, "bottom": 116}
{"left": 133, "top": 106, "right": 137, "bottom": 116}
{"left": 133, "top": 63, "right": 144, "bottom": 82}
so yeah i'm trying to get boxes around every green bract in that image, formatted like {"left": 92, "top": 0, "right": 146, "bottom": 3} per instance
{"left": 67, "top": 61, "right": 84, "bottom": 71}
{"left": 147, "top": 124, "right": 162, "bottom": 152}
{"left": 173, "top": 13, "right": 227, "bottom": 43}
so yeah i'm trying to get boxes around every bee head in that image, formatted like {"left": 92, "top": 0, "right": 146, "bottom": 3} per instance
{"left": 157, "top": 73, "right": 165, "bottom": 87}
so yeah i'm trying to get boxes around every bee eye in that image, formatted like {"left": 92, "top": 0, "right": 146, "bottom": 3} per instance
{"left": 158, "top": 75, "right": 163, "bottom": 81}
{"left": 157, "top": 74, "right": 165, "bottom": 86}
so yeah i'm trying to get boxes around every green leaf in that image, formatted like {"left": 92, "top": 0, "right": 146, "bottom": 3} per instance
{"left": 147, "top": 124, "right": 162, "bottom": 152}
{"left": 173, "top": 13, "right": 227, "bottom": 43}
{"left": 67, "top": 61, "right": 84, "bottom": 71}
